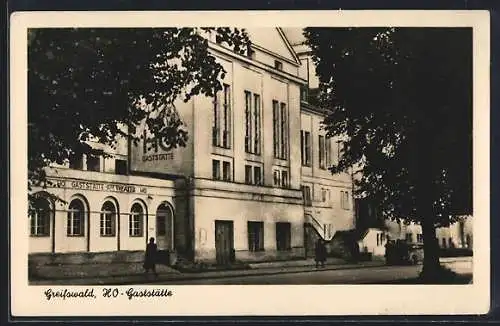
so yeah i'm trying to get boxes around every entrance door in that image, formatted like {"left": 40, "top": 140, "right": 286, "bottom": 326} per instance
{"left": 156, "top": 203, "right": 173, "bottom": 251}
{"left": 215, "top": 220, "right": 234, "bottom": 265}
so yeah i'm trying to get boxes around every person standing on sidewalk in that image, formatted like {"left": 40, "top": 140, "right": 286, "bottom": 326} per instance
{"left": 315, "top": 239, "right": 327, "bottom": 268}
{"left": 144, "top": 237, "right": 159, "bottom": 278}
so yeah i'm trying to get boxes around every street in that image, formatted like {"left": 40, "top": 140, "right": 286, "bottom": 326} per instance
{"left": 155, "top": 259, "right": 472, "bottom": 285}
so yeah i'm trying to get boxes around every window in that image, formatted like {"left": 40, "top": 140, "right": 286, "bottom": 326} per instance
{"left": 273, "top": 170, "right": 280, "bottom": 187}
{"left": 301, "top": 185, "right": 312, "bottom": 206}
{"left": 213, "top": 159, "right": 232, "bottom": 182}
{"left": 406, "top": 233, "right": 413, "bottom": 243}
{"left": 417, "top": 234, "right": 423, "bottom": 243}
{"left": 222, "top": 161, "right": 231, "bottom": 181}
{"left": 86, "top": 155, "right": 100, "bottom": 172}
{"left": 448, "top": 238, "right": 454, "bottom": 248}
{"left": 67, "top": 199, "right": 85, "bottom": 236}
{"left": 300, "top": 85, "right": 308, "bottom": 102}
{"left": 300, "top": 130, "right": 311, "bottom": 166}
{"left": 337, "top": 140, "right": 345, "bottom": 162}
{"left": 281, "top": 170, "right": 288, "bottom": 188}
{"left": 377, "top": 233, "right": 380, "bottom": 246}
{"left": 248, "top": 221, "right": 264, "bottom": 252}
{"left": 340, "top": 190, "right": 350, "bottom": 209}
{"left": 254, "top": 166, "right": 262, "bottom": 185}
{"left": 321, "top": 188, "right": 327, "bottom": 202}
{"left": 100, "top": 201, "right": 116, "bottom": 237}
{"left": 115, "top": 159, "right": 128, "bottom": 175}
{"left": 245, "top": 163, "right": 263, "bottom": 185}
{"left": 244, "top": 91, "right": 261, "bottom": 155}
{"left": 276, "top": 222, "right": 291, "bottom": 251}
{"left": 273, "top": 100, "right": 288, "bottom": 160}
{"left": 157, "top": 214, "right": 166, "bottom": 236}
{"left": 69, "top": 155, "right": 83, "bottom": 170}
{"left": 274, "top": 60, "right": 283, "bottom": 71}
{"left": 442, "top": 238, "right": 447, "bottom": 248}
{"left": 273, "top": 168, "right": 289, "bottom": 188}
{"left": 30, "top": 198, "right": 51, "bottom": 236}
{"left": 129, "top": 203, "right": 144, "bottom": 237}
{"left": 245, "top": 165, "right": 253, "bottom": 184}
{"left": 212, "top": 84, "right": 231, "bottom": 148}
{"left": 212, "top": 160, "right": 221, "bottom": 180}
{"left": 326, "top": 138, "right": 332, "bottom": 167}
{"left": 319, "top": 135, "right": 326, "bottom": 169}
{"left": 319, "top": 136, "right": 331, "bottom": 169}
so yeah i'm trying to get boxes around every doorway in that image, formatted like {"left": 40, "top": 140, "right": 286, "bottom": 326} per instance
{"left": 156, "top": 203, "right": 174, "bottom": 251}
{"left": 215, "top": 220, "right": 234, "bottom": 265}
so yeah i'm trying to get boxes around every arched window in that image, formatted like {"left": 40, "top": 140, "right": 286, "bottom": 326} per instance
{"left": 100, "top": 201, "right": 117, "bottom": 237}
{"left": 129, "top": 203, "right": 144, "bottom": 237}
{"left": 30, "top": 197, "right": 51, "bottom": 236}
{"left": 67, "top": 198, "right": 85, "bottom": 236}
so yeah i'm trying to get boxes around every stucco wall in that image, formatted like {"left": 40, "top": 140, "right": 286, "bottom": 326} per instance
{"left": 190, "top": 179, "right": 304, "bottom": 262}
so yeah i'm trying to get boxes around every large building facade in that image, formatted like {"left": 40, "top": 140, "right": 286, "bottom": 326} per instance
{"left": 29, "top": 28, "right": 356, "bottom": 264}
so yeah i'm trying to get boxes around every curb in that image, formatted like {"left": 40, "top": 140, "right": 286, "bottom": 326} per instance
{"left": 30, "top": 262, "right": 387, "bottom": 285}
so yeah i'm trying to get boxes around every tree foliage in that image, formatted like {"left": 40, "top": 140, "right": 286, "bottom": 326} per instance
{"left": 304, "top": 27, "right": 472, "bottom": 226}
{"left": 305, "top": 27, "right": 472, "bottom": 278}
{"left": 28, "top": 27, "right": 250, "bottom": 194}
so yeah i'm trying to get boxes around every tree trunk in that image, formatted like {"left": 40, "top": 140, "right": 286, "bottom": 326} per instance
{"left": 414, "top": 131, "right": 443, "bottom": 281}
{"left": 421, "top": 213, "right": 441, "bottom": 279}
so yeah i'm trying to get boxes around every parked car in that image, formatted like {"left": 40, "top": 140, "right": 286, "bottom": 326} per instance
{"left": 385, "top": 240, "right": 424, "bottom": 265}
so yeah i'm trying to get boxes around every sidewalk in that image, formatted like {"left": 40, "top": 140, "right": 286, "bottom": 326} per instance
{"left": 29, "top": 258, "right": 386, "bottom": 286}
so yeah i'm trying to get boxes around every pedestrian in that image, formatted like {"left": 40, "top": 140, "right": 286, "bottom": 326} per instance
{"left": 144, "top": 237, "right": 158, "bottom": 278}
{"left": 315, "top": 239, "right": 327, "bottom": 268}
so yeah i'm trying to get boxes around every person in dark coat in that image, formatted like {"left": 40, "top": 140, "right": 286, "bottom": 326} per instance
{"left": 315, "top": 239, "right": 327, "bottom": 268}
{"left": 144, "top": 237, "right": 158, "bottom": 277}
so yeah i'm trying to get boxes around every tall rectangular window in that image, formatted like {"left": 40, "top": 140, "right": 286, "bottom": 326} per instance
{"left": 213, "top": 84, "right": 231, "bottom": 148}
{"left": 273, "top": 170, "right": 281, "bottom": 187}
{"left": 245, "top": 165, "right": 253, "bottom": 184}
{"left": 248, "top": 221, "right": 264, "bottom": 252}
{"left": 340, "top": 190, "right": 350, "bottom": 210}
{"left": 326, "top": 138, "right": 332, "bottom": 167}
{"left": 273, "top": 100, "right": 280, "bottom": 158}
{"left": 245, "top": 91, "right": 261, "bottom": 154}
{"left": 281, "top": 170, "right": 288, "bottom": 188}
{"left": 280, "top": 103, "right": 288, "bottom": 159}
{"left": 222, "top": 161, "right": 231, "bottom": 181}
{"left": 337, "top": 140, "right": 344, "bottom": 162}
{"left": 276, "top": 222, "right": 291, "bottom": 251}
{"left": 319, "top": 135, "right": 326, "bottom": 169}
{"left": 245, "top": 91, "right": 252, "bottom": 153}
{"left": 254, "top": 166, "right": 262, "bottom": 185}
{"left": 212, "top": 160, "right": 221, "bottom": 180}
{"left": 301, "top": 131, "right": 312, "bottom": 166}
{"left": 254, "top": 94, "right": 261, "bottom": 154}
{"left": 273, "top": 100, "right": 288, "bottom": 160}
{"left": 30, "top": 203, "right": 51, "bottom": 236}
{"left": 301, "top": 185, "right": 312, "bottom": 206}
